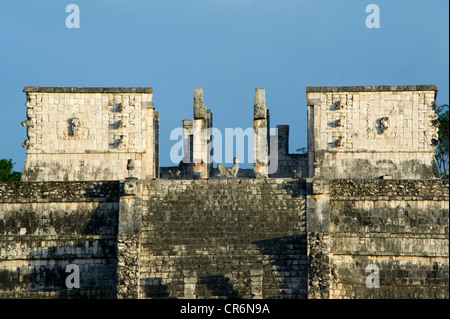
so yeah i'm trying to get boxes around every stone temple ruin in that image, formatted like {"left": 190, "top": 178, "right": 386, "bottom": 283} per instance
{"left": 0, "top": 85, "right": 447, "bottom": 299}
{"left": 19, "top": 85, "right": 440, "bottom": 182}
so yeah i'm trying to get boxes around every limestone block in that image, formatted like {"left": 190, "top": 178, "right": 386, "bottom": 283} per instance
{"left": 21, "top": 88, "right": 156, "bottom": 181}
{"left": 254, "top": 88, "right": 267, "bottom": 119}
{"left": 193, "top": 88, "right": 207, "bottom": 119}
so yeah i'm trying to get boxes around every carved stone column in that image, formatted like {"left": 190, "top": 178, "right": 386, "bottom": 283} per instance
{"left": 253, "top": 89, "right": 270, "bottom": 178}
{"left": 117, "top": 178, "right": 141, "bottom": 298}
{"left": 192, "top": 88, "right": 211, "bottom": 179}
{"left": 306, "top": 178, "right": 330, "bottom": 299}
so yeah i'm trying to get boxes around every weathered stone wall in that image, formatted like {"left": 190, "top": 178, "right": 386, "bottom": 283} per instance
{"left": 328, "top": 179, "right": 449, "bottom": 299}
{"left": 138, "top": 179, "right": 307, "bottom": 299}
{"left": 0, "top": 181, "right": 120, "bottom": 298}
{"left": 160, "top": 166, "right": 256, "bottom": 179}
{"left": 270, "top": 125, "right": 308, "bottom": 178}
{"left": 307, "top": 85, "right": 439, "bottom": 179}
{"left": 21, "top": 87, "right": 158, "bottom": 181}
{"left": 0, "top": 178, "right": 447, "bottom": 299}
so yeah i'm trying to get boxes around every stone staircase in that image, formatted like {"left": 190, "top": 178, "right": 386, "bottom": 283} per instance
{"left": 138, "top": 178, "right": 307, "bottom": 299}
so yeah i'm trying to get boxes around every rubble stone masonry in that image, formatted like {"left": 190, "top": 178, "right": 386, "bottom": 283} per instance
{"left": 0, "top": 178, "right": 447, "bottom": 298}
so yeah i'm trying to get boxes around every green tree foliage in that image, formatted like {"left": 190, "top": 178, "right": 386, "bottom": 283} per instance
{"left": 295, "top": 147, "right": 307, "bottom": 154}
{"left": 435, "top": 104, "right": 449, "bottom": 178}
{"left": 0, "top": 159, "right": 22, "bottom": 181}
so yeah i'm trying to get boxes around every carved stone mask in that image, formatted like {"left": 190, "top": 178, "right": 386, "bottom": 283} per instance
{"left": 380, "top": 117, "right": 389, "bottom": 131}
{"left": 71, "top": 117, "right": 81, "bottom": 136}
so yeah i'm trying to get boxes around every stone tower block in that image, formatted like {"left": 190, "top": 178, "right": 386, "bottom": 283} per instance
{"left": 21, "top": 87, "right": 159, "bottom": 181}
{"left": 192, "top": 88, "right": 213, "bottom": 179}
{"left": 253, "top": 88, "right": 270, "bottom": 178}
{"left": 307, "top": 85, "right": 439, "bottom": 179}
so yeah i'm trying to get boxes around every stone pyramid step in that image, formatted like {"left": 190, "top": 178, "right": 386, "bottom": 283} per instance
{"left": 139, "top": 178, "right": 308, "bottom": 299}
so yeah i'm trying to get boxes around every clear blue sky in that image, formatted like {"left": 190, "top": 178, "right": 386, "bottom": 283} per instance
{"left": 1, "top": 0, "right": 448, "bottom": 171}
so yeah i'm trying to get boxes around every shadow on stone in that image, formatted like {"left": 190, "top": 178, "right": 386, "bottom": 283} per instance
{"left": 281, "top": 179, "right": 306, "bottom": 198}
{"left": 17, "top": 199, "right": 119, "bottom": 299}
{"left": 253, "top": 234, "right": 307, "bottom": 299}
{"left": 140, "top": 278, "right": 173, "bottom": 299}
{"left": 199, "top": 275, "right": 241, "bottom": 299}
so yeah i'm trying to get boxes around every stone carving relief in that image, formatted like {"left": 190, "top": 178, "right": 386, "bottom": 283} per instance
{"left": 194, "top": 88, "right": 207, "bottom": 119}
{"left": 379, "top": 117, "right": 389, "bottom": 133}
{"left": 25, "top": 95, "right": 34, "bottom": 108}
{"left": 430, "top": 112, "right": 440, "bottom": 127}
{"left": 56, "top": 114, "right": 88, "bottom": 140}
{"left": 254, "top": 89, "right": 267, "bottom": 119}
{"left": 22, "top": 139, "right": 33, "bottom": 148}
{"left": 118, "top": 134, "right": 127, "bottom": 149}
{"left": 254, "top": 104, "right": 267, "bottom": 119}
{"left": 333, "top": 101, "right": 342, "bottom": 110}
{"left": 70, "top": 117, "right": 81, "bottom": 136}
{"left": 36, "top": 95, "right": 42, "bottom": 107}
{"left": 335, "top": 136, "right": 345, "bottom": 147}
{"left": 21, "top": 118, "right": 34, "bottom": 128}
{"left": 293, "top": 170, "right": 302, "bottom": 179}
{"left": 107, "top": 95, "right": 131, "bottom": 149}
{"left": 121, "top": 178, "right": 137, "bottom": 196}
{"left": 22, "top": 95, "right": 37, "bottom": 149}
{"left": 128, "top": 112, "right": 135, "bottom": 127}
{"left": 128, "top": 96, "right": 135, "bottom": 107}
{"left": 312, "top": 178, "right": 324, "bottom": 194}
{"left": 22, "top": 97, "right": 36, "bottom": 148}
{"left": 109, "top": 113, "right": 128, "bottom": 129}
{"left": 217, "top": 157, "right": 239, "bottom": 178}
{"left": 430, "top": 101, "right": 438, "bottom": 111}
{"left": 366, "top": 128, "right": 376, "bottom": 139}
{"left": 431, "top": 133, "right": 439, "bottom": 146}
{"left": 168, "top": 170, "right": 181, "bottom": 180}
{"left": 127, "top": 159, "right": 135, "bottom": 178}
{"left": 108, "top": 97, "right": 124, "bottom": 112}
{"left": 108, "top": 134, "right": 128, "bottom": 149}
